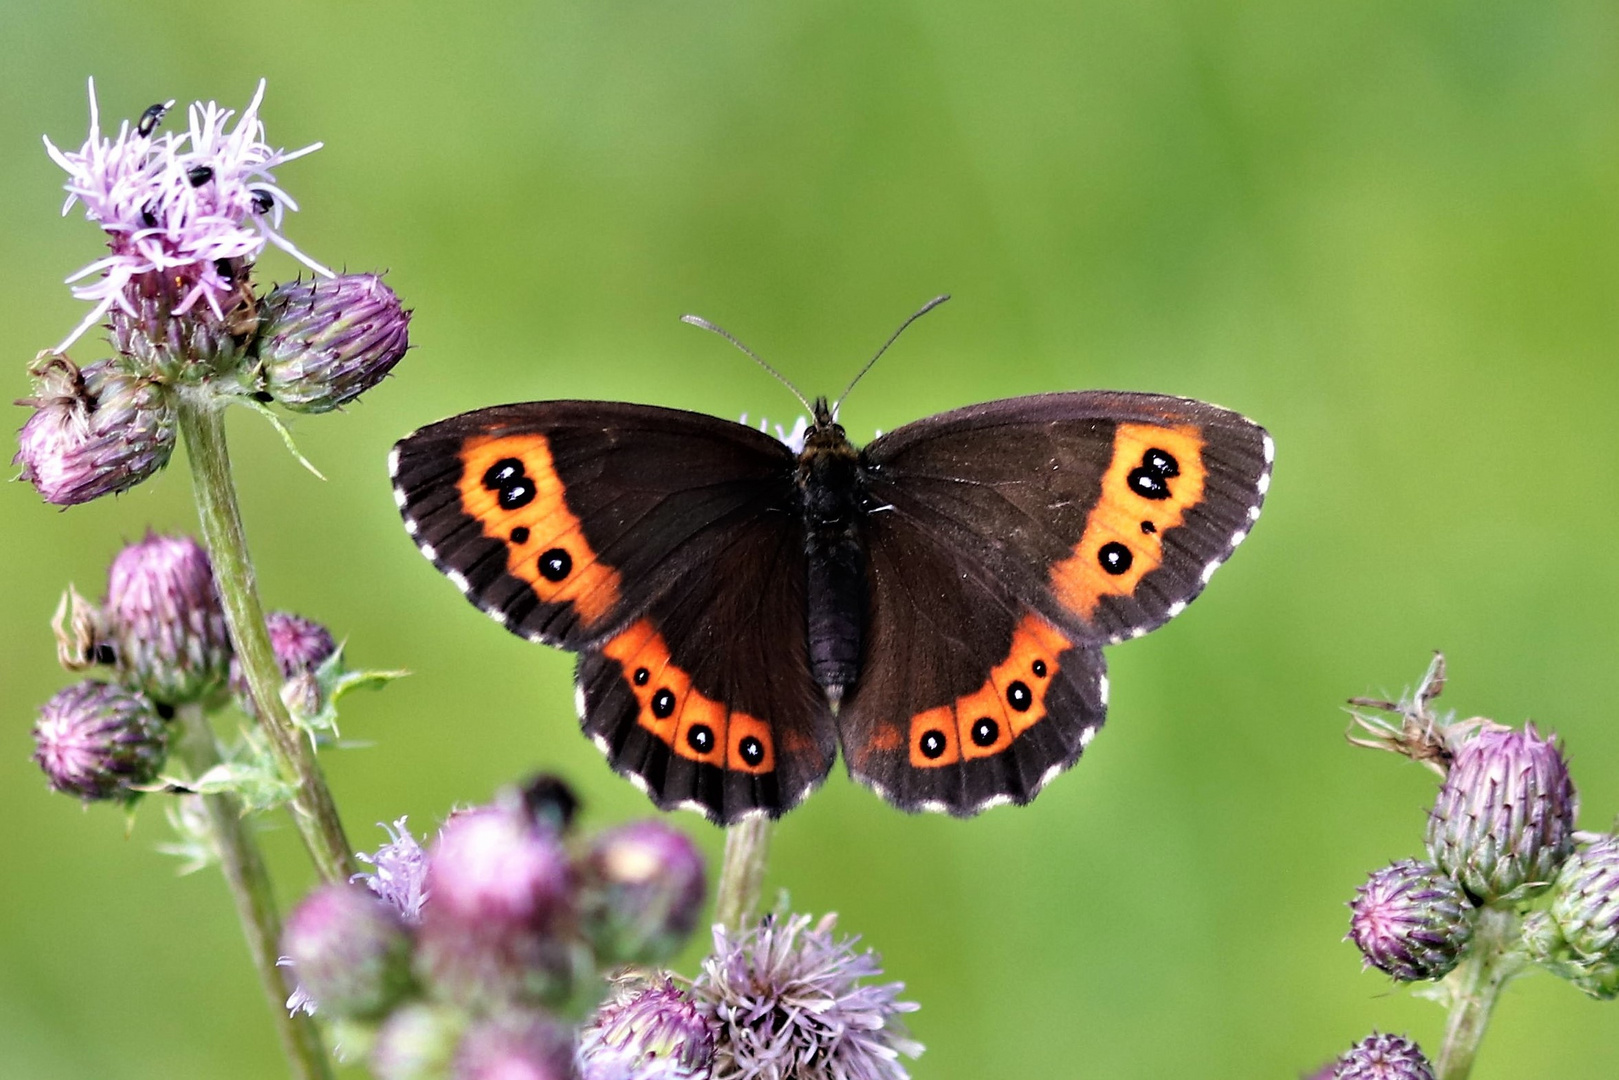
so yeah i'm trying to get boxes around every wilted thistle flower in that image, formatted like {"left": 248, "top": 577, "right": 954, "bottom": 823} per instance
{"left": 578, "top": 979, "right": 716, "bottom": 1080}
{"left": 104, "top": 532, "right": 233, "bottom": 705}
{"left": 281, "top": 883, "right": 414, "bottom": 1019}
{"left": 250, "top": 274, "right": 410, "bottom": 413}
{"left": 229, "top": 610, "right": 336, "bottom": 717}
{"left": 32, "top": 679, "right": 167, "bottom": 802}
{"left": 579, "top": 820, "right": 707, "bottom": 966}
{"left": 1425, "top": 723, "right": 1577, "bottom": 903}
{"left": 452, "top": 1012, "right": 575, "bottom": 1080}
{"left": 1332, "top": 1032, "right": 1434, "bottom": 1080}
{"left": 415, "top": 805, "right": 576, "bottom": 1008}
{"left": 14, "top": 354, "right": 175, "bottom": 506}
{"left": 356, "top": 816, "right": 431, "bottom": 925}
{"left": 693, "top": 913, "right": 922, "bottom": 1080}
{"left": 1347, "top": 860, "right": 1474, "bottom": 982}
{"left": 43, "top": 78, "right": 330, "bottom": 356}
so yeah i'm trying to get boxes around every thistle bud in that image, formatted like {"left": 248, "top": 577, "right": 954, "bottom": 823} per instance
{"left": 1424, "top": 724, "right": 1577, "bottom": 902}
{"left": 253, "top": 273, "right": 410, "bottom": 413}
{"left": 33, "top": 680, "right": 167, "bottom": 802}
{"left": 104, "top": 533, "right": 233, "bottom": 705}
{"left": 1332, "top": 1033, "right": 1435, "bottom": 1080}
{"left": 229, "top": 610, "right": 336, "bottom": 717}
{"left": 452, "top": 1012, "right": 573, "bottom": 1080}
{"left": 579, "top": 980, "right": 716, "bottom": 1080}
{"left": 415, "top": 806, "right": 576, "bottom": 1008}
{"left": 579, "top": 820, "right": 706, "bottom": 966}
{"left": 1550, "top": 835, "right": 1619, "bottom": 959}
{"left": 282, "top": 883, "right": 415, "bottom": 1019}
{"left": 14, "top": 355, "right": 175, "bottom": 506}
{"left": 371, "top": 1003, "right": 463, "bottom": 1080}
{"left": 1347, "top": 860, "right": 1474, "bottom": 982}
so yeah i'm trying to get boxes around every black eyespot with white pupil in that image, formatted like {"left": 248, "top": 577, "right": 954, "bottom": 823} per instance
{"left": 651, "top": 688, "right": 676, "bottom": 719}
{"left": 1031, "top": 659, "right": 1048, "bottom": 678}
{"left": 633, "top": 667, "right": 650, "bottom": 686}
{"left": 482, "top": 457, "right": 536, "bottom": 510}
{"left": 971, "top": 717, "right": 1000, "bottom": 747}
{"left": 1127, "top": 447, "right": 1179, "bottom": 500}
{"left": 1006, "top": 681, "right": 1032, "bottom": 711}
{"left": 919, "top": 729, "right": 947, "bottom": 759}
{"left": 1099, "top": 541, "right": 1133, "bottom": 575}
{"left": 538, "top": 547, "right": 571, "bottom": 581}
{"left": 687, "top": 724, "right": 715, "bottom": 754}
{"left": 738, "top": 735, "right": 765, "bottom": 766}
{"left": 510, "top": 526, "right": 530, "bottom": 545}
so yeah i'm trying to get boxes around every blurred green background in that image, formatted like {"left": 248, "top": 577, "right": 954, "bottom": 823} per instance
{"left": 3, "top": 1, "right": 1617, "bottom": 1076}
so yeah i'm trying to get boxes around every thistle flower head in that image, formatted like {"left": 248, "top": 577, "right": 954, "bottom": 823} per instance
{"left": 104, "top": 532, "right": 233, "bottom": 705}
{"left": 1425, "top": 723, "right": 1578, "bottom": 902}
{"left": 14, "top": 354, "right": 175, "bottom": 506}
{"left": 32, "top": 679, "right": 167, "bottom": 802}
{"left": 356, "top": 817, "right": 431, "bottom": 925}
{"left": 229, "top": 610, "right": 336, "bottom": 717}
{"left": 44, "top": 78, "right": 330, "bottom": 354}
{"left": 452, "top": 1012, "right": 574, "bottom": 1080}
{"left": 579, "top": 979, "right": 716, "bottom": 1080}
{"left": 1347, "top": 859, "right": 1474, "bottom": 982}
{"left": 1332, "top": 1032, "right": 1435, "bottom": 1080}
{"left": 693, "top": 913, "right": 922, "bottom": 1080}
{"left": 251, "top": 274, "right": 410, "bottom": 413}
{"left": 281, "top": 882, "right": 415, "bottom": 1020}
{"left": 579, "top": 820, "right": 707, "bottom": 966}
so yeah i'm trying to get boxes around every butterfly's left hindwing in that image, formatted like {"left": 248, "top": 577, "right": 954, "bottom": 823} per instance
{"left": 391, "top": 402, "right": 833, "bottom": 823}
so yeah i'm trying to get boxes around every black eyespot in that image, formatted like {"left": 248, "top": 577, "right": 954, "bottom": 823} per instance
{"left": 1140, "top": 520, "right": 1156, "bottom": 534}
{"left": 738, "top": 735, "right": 765, "bottom": 766}
{"left": 1128, "top": 467, "right": 1171, "bottom": 500}
{"left": 498, "top": 480, "right": 535, "bottom": 510}
{"left": 1006, "top": 681, "right": 1032, "bottom": 712}
{"left": 971, "top": 717, "right": 1000, "bottom": 747}
{"left": 1031, "top": 659, "right": 1047, "bottom": 678}
{"left": 187, "top": 165, "right": 214, "bottom": 187}
{"left": 919, "top": 729, "right": 948, "bottom": 759}
{"left": 538, "top": 547, "right": 571, "bottom": 581}
{"left": 633, "top": 667, "right": 650, "bottom": 685}
{"left": 1098, "top": 541, "right": 1133, "bottom": 575}
{"left": 687, "top": 723, "right": 715, "bottom": 754}
{"left": 651, "top": 688, "right": 676, "bottom": 719}
{"left": 250, "top": 189, "right": 274, "bottom": 215}
{"left": 137, "top": 103, "right": 168, "bottom": 137}
{"left": 483, "top": 458, "right": 526, "bottom": 490}
{"left": 510, "top": 526, "right": 530, "bottom": 545}
{"left": 1142, "top": 447, "right": 1179, "bottom": 478}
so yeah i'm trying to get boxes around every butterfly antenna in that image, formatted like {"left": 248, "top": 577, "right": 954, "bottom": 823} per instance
{"left": 833, "top": 294, "right": 951, "bottom": 416}
{"left": 681, "top": 314, "right": 815, "bottom": 415}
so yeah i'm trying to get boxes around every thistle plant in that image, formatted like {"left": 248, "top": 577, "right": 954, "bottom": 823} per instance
{"left": 1321, "top": 654, "right": 1619, "bottom": 1080}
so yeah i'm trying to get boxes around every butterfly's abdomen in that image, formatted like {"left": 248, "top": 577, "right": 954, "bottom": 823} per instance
{"left": 797, "top": 425, "right": 867, "bottom": 705}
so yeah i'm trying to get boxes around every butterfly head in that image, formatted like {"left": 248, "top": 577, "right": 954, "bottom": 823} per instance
{"left": 801, "top": 396, "right": 852, "bottom": 458}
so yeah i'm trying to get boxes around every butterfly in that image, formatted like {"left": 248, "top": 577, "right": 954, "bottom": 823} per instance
{"left": 390, "top": 305, "right": 1272, "bottom": 824}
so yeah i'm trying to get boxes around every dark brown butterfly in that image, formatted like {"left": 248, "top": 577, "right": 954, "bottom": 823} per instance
{"left": 390, "top": 316, "right": 1272, "bottom": 824}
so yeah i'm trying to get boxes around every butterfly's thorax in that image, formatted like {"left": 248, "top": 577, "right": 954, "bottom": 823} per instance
{"left": 795, "top": 405, "right": 868, "bottom": 706}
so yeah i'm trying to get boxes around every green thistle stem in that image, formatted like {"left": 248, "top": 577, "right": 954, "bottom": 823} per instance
{"left": 1435, "top": 906, "right": 1524, "bottom": 1080}
{"left": 173, "top": 703, "right": 332, "bottom": 1080}
{"left": 714, "top": 815, "right": 773, "bottom": 930}
{"left": 175, "top": 393, "right": 355, "bottom": 883}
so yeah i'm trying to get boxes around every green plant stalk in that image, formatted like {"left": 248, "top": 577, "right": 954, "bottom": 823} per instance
{"left": 176, "top": 393, "right": 355, "bottom": 883}
{"left": 1435, "top": 905, "right": 1525, "bottom": 1080}
{"left": 714, "top": 815, "right": 773, "bottom": 930}
{"left": 173, "top": 704, "right": 333, "bottom": 1080}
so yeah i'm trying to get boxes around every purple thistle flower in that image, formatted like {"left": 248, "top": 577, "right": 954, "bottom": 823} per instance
{"left": 280, "top": 882, "right": 415, "bottom": 1020}
{"left": 14, "top": 354, "right": 175, "bottom": 506}
{"left": 251, "top": 274, "right": 411, "bottom": 413}
{"left": 32, "top": 679, "right": 167, "bottom": 802}
{"left": 1347, "top": 860, "right": 1474, "bottom": 982}
{"left": 579, "top": 979, "right": 716, "bottom": 1080}
{"left": 452, "top": 1011, "right": 575, "bottom": 1080}
{"left": 415, "top": 805, "right": 577, "bottom": 1009}
{"left": 1332, "top": 1032, "right": 1435, "bottom": 1080}
{"left": 228, "top": 610, "right": 336, "bottom": 717}
{"left": 355, "top": 817, "right": 432, "bottom": 926}
{"left": 579, "top": 820, "right": 707, "bottom": 966}
{"left": 1425, "top": 723, "right": 1578, "bottom": 903}
{"left": 44, "top": 78, "right": 330, "bottom": 354}
{"left": 103, "top": 532, "right": 233, "bottom": 705}
{"left": 692, "top": 913, "right": 922, "bottom": 1080}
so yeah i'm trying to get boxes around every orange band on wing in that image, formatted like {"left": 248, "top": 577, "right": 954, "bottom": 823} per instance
{"left": 1048, "top": 423, "right": 1206, "bottom": 620}
{"left": 602, "top": 619, "right": 775, "bottom": 774}
{"left": 457, "top": 433, "right": 623, "bottom": 627}
{"left": 908, "top": 615, "right": 1069, "bottom": 768}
